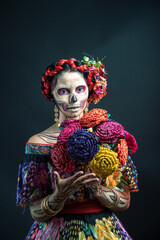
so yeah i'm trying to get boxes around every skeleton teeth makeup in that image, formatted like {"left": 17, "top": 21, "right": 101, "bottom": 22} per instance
{"left": 51, "top": 71, "right": 89, "bottom": 118}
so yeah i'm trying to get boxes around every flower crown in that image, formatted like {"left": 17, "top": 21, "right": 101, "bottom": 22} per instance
{"left": 81, "top": 56, "right": 107, "bottom": 104}
{"left": 41, "top": 56, "right": 107, "bottom": 104}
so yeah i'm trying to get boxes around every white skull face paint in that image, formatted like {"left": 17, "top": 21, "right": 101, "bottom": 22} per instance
{"left": 51, "top": 71, "right": 89, "bottom": 118}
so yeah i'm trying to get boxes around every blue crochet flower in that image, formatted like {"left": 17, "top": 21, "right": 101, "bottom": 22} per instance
{"left": 67, "top": 129, "right": 99, "bottom": 163}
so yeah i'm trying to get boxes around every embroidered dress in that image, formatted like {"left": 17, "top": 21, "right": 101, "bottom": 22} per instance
{"left": 16, "top": 112, "right": 138, "bottom": 240}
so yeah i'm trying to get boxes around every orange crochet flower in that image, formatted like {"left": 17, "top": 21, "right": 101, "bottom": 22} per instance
{"left": 107, "top": 170, "right": 122, "bottom": 187}
{"left": 114, "top": 139, "right": 128, "bottom": 167}
{"left": 80, "top": 108, "right": 108, "bottom": 128}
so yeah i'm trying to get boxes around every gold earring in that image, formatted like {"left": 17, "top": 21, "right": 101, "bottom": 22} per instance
{"left": 84, "top": 102, "right": 89, "bottom": 113}
{"left": 54, "top": 105, "right": 59, "bottom": 124}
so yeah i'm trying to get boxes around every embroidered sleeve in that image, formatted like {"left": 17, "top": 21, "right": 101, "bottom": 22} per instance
{"left": 16, "top": 144, "right": 54, "bottom": 207}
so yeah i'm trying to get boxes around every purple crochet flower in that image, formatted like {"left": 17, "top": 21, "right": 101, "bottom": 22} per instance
{"left": 67, "top": 129, "right": 99, "bottom": 163}
{"left": 95, "top": 121, "right": 124, "bottom": 144}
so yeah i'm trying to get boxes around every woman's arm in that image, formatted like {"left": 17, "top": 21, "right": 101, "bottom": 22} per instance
{"left": 29, "top": 171, "right": 99, "bottom": 221}
{"left": 29, "top": 192, "right": 65, "bottom": 221}
{"left": 86, "top": 182, "right": 130, "bottom": 211}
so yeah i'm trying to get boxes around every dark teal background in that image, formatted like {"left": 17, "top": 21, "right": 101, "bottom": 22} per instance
{"left": 1, "top": 0, "right": 160, "bottom": 239}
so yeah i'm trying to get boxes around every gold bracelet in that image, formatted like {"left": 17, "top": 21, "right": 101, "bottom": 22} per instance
{"left": 105, "top": 187, "right": 120, "bottom": 209}
{"left": 41, "top": 194, "right": 64, "bottom": 216}
{"left": 41, "top": 195, "right": 58, "bottom": 216}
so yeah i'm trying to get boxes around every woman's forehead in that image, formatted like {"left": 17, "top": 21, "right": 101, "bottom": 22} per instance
{"left": 56, "top": 71, "right": 87, "bottom": 88}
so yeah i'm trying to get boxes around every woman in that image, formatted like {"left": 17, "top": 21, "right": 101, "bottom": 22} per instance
{"left": 16, "top": 57, "right": 138, "bottom": 239}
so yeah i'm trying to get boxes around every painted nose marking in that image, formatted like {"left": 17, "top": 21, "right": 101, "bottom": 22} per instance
{"left": 70, "top": 94, "right": 77, "bottom": 103}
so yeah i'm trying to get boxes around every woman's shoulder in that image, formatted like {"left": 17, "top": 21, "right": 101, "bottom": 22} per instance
{"left": 27, "top": 123, "right": 61, "bottom": 145}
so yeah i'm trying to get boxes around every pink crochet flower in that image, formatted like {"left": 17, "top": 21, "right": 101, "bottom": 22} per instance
{"left": 60, "top": 119, "right": 79, "bottom": 128}
{"left": 51, "top": 143, "right": 74, "bottom": 173}
{"left": 95, "top": 121, "right": 124, "bottom": 144}
{"left": 124, "top": 130, "right": 138, "bottom": 155}
{"left": 57, "top": 122, "right": 81, "bottom": 144}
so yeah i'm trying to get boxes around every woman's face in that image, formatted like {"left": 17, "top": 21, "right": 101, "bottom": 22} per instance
{"left": 51, "top": 71, "right": 89, "bottom": 118}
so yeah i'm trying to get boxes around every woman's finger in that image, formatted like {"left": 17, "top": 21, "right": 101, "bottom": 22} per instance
{"left": 74, "top": 173, "right": 97, "bottom": 185}
{"left": 85, "top": 180, "right": 100, "bottom": 190}
{"left": 69, "top": 171, "right": 84, "bottom": 184}
{"left": 81, "top": 178, "right": 99, "bottom": 186}
{"left": 54, "top": 171, "right": 60, "bottom": 185}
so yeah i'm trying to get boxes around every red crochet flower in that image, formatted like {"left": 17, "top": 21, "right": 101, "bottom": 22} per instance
{"left": 114, "top": 139, "right": 128, "bottom": 167}
{"left": 51, "top": 143, "right": 74, "bottom": 173}
{"left": 79, "top": 108, "right": 108, "bottom": 128}
{"left": 95, "top": 121, "right": 124, "bottom": 144}
{"left": 57, "top": 122, "right": 81, "bottom": 144}
{"left": 124, "top": 130, "right": 138, "bottom": 155}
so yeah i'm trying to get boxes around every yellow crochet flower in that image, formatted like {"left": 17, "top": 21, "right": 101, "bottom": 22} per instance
{"left": 89, "top": 146, "right": 119, "bottom": 177}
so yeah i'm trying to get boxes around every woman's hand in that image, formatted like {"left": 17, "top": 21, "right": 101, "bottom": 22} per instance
{"left": 86, "top": 180, "right": 131, "bottom": 211}
{"left": 85, "top": 180, "right": 100, "bottom": 194}
{"left": 52, "top": 171, "right": 99, "bottom": 203}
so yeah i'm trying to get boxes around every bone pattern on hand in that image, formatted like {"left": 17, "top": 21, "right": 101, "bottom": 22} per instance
{"left": 53, "top": 171, "right": 99, "bottom": 201}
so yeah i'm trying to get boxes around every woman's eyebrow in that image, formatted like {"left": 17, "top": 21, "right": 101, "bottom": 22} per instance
{"left": 56, "top": 84, "right": 86, "bottom": 89}
{"left": 56, "top": 85, "right": 70, "bottom": 89}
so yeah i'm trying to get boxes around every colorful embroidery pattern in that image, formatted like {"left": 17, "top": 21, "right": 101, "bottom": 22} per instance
{"left": 25, "top": 143, "right": 53, "bottom": 155}
{"left": 26, "top": 213, "right": 132, "bottom": 240}
{"left": 121, "top": 156, "right": 139, "bottom": 192}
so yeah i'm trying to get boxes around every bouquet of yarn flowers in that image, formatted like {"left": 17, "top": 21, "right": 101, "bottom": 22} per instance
{"left": 50, "top": 108, "right": 138, "bottom": 184}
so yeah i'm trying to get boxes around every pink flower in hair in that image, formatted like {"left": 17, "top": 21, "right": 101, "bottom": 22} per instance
{"left": 95, "top": 89, "right": 103, "bottom": 94}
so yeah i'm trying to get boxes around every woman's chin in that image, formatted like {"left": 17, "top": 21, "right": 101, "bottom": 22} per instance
{"left": 65, "top": 109, "right": 84, "bottom": 119}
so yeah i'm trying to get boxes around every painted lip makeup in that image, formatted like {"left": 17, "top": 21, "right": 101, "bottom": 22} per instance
{"left": 67, "top": 105, "right": 80, "bottom": 109}
{"left": 67, "top": 106, "right": 81, "bottom": 111}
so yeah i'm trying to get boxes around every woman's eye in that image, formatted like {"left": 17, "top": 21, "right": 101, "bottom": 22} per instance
{"left": 76, "top": 86, "right": 86, "bottom": 93}
{"left": 57, "top": 88, "right": 70, "bottom": 95}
